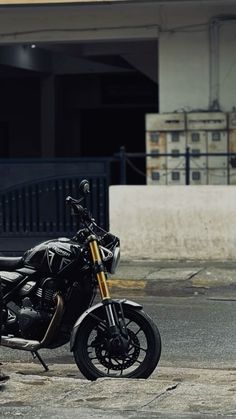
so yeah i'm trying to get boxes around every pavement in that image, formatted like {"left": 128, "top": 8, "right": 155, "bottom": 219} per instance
{"left": 1, "top": 259, "right": 236, "bottom": 417}
{"left": 108, "top": 259, "right": 236, "bottom": 299}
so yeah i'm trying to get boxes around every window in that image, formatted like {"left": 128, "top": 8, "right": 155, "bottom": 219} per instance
{"left": 152, "top": 171, "right": 160, "bottom": 181}
{"left": 171, "top": 132, "right": 180, "bottom": 142}
{"left": 191, "top": 133, "right": 200, "bottom": 142}
{"left": 212, "top": 132, "right": 221, "bottom": 142}
{"left": 171, "top": 171, "right": 180, "bottom": 181}
{"left": 192, "top": 171, "right": 201, "bottom": 181}
{"left": 150, "top": 132, "right": 159, "bottom": 143}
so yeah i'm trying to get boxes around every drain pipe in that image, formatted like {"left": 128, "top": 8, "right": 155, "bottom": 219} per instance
{"left": 209, "top": 15, "right": 236, "bottom": 111}
{"left": 209, "top": 17, "right": 220, "bottom": 110}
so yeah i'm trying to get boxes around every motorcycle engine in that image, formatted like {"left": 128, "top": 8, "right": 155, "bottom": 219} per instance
{"left": 6, "top": 278, "right": 57, "bottom": 341}
{"left": 18, "top": 297, "right": 52, "bottom": 340}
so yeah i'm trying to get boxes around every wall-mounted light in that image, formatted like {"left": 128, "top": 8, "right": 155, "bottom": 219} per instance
{"left": 23, "top": 44, "right": 36, "bottom": 49}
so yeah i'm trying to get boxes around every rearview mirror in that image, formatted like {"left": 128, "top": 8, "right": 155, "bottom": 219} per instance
{"left": 79, "top": 179, "right": 90, "bottom": 196}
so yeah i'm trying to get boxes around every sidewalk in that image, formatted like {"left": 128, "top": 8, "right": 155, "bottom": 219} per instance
{"left": 1, "top": 363, "right": 236, "bottom": 418}
{"left": 108, "top": 259, "right": 236, "bottom": 298}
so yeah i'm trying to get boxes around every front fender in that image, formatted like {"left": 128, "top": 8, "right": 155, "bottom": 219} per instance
{"left": 70, "top": 299, "right": 142, "bottom": 351}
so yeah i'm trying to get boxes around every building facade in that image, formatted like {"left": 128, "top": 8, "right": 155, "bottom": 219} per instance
{"left": 0, "top": 0, "right": 235, "bottom": 161}
{"left": 1, "top": 0, "right": 236, "bottom": 254}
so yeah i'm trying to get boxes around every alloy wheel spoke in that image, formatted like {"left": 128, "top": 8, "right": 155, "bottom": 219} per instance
{"left": 134, "top": 327, "right": 142, "bottom": 336}
{"left": 130, "top": 342, "right": 147, "bottom": 352}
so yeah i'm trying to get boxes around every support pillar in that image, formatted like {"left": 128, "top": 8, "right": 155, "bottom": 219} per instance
{"left": 41, "top": 75, "right": 55, "bottom": 157}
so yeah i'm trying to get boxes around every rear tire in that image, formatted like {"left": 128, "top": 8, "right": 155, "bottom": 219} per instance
{"left": 73, "top": 305, "right": 161, "bottom": 380}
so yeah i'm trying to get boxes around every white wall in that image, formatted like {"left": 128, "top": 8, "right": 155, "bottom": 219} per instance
{"left": 159, "top": 30, "right": 209, "bottom": 112}
{"left": 158, "top": 3, "right": 236, "bottom": 112}
{"left": 219, "top": 21, "right": 236, "bottom": 111}
{"left": 109, "top": 185, "right": 236, "bottom": 260}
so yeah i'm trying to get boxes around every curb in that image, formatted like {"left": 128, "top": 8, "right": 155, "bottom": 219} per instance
{"left": 107, "top": 277, "right": 236, "bottom": 297}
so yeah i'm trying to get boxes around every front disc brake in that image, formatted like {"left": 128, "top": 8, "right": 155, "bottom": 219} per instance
{"left": 95, "top": 329, "right": 140, "bottom": 371}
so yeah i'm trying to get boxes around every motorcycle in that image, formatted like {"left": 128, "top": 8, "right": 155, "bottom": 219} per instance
{"left": 0, "top": 179, "right": 161, "bottom": 380}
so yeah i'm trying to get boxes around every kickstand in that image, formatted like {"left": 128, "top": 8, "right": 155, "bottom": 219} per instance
{"left": 31, "top": 351, "right": 49, "bottom": 372}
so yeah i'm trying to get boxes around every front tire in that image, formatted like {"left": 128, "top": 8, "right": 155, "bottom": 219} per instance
{"left": 73, "top": 305, "right": 161, "bottom": 380}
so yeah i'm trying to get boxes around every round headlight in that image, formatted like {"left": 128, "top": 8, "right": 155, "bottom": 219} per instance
{"left": 110, "top": 246, "right": 120, "bottom": 274}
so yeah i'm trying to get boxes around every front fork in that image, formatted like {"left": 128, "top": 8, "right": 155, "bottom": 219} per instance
{"left": 88, "top": 235, "right": 124, "bottom": 335}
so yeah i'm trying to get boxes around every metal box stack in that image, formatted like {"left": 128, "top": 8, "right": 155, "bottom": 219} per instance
{"left": 186, "top": 112, "right": 228, "bottom": 185}
{"left": 146, "top": 112, "right": 230, "bottom": 185}
{"left": 145, "top": 113, "right": 185, "bottom": 185}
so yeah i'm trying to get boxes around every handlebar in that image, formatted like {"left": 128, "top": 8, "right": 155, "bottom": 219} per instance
{"left": 66, "top": 192, "right": 112, "bottom": 244}
{"left": 66, "top": 195, "right": 91, "bottom": 223}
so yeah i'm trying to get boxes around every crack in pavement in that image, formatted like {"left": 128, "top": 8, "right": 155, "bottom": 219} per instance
{"left": 140, "top": 383, "right": 180, "bottom": 409}
{"left": 188, "top": 268, "right": 205, "bottom": 281}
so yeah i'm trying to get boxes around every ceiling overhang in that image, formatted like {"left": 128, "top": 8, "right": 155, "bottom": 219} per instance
{"left": 0, "top": 0, "right": 128, "bottom": 4}
{"left": 0, "top": 0, "right": 232, "bottom": 5}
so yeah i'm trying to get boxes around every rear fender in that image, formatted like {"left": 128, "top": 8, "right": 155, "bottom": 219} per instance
{"left": 70, "top": 299, "right": 142, "bottom": 351}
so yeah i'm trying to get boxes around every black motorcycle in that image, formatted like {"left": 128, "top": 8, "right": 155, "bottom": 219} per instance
{"left": 0, "top": 179, "right": 161, "bottom": 380}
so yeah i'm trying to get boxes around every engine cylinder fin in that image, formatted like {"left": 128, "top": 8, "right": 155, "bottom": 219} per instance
{"left": 36, "top": 288, "right": 55, "bottom": 301}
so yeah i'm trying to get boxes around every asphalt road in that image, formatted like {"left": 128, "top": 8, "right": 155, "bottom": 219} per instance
{"left": 146, "top": 295, "right": 236, "bottom": 370}
{"left": 1, "top": 295, "right": 235, "bottom": 373}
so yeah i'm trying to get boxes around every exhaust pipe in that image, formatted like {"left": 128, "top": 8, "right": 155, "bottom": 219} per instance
{"left": 1, "top": 293, "right": 64, "bottom": 352}
{"left": 1, "top": 335, "right": 40, "bottom": 351}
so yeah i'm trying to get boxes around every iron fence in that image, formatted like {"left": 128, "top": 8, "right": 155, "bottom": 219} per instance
{"left": 115, "top": 146, "right": 236, "bottom": 185}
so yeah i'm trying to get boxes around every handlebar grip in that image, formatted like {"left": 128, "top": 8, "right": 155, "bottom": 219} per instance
{"left": 66, "top": 196, "right": 84, "bottom": 216}
{"left": 65, "top": 195, "right": 91, "bottom": 223}
{"left": 66, "top": 196, "right": 81, "bottom": 205}
{"left": 65, "top": 196, "right": 73, "bottom": 205}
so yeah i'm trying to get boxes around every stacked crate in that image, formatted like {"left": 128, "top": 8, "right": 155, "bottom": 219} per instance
{"left": 186, "top": 131, "right": 208, "bottom": 185}
{"left": 166, "top": 130, "right": 187, "bottom": 185}
{"left": 145, "top": 113, "right": 185, "bottom": 185}
{"left": 186, "top": 112, "right": 228, "bottom": 185}
{"left": 146, "top": 112, "right": 229, "bottom": 185}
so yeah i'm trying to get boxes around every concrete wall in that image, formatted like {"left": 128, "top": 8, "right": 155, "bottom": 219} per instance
{"left": 109, "top": 185, "right": 236, "bottom": 260}
{"left": 158, "top": 3, "right": 236, "bottom": 112}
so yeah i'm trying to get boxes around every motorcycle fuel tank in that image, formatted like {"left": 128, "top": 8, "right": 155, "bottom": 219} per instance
{"left": 23, "top": 238, "right": 82, "bottom": 276}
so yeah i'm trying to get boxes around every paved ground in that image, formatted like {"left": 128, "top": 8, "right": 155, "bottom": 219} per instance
{"left": 1, "top": 363, "right": 236, "bottom": 418}
{"left": 1, "top": 259, "right": 236, "bottom": 417}
{"left": 108, "top": 259, "right": 236, "bottom": 298}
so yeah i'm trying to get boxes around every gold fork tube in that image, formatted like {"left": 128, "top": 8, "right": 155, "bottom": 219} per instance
{"left": 89, "top": 238, "right": 111, "bottom": 300}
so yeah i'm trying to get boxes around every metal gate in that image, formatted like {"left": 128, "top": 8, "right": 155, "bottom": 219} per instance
{"left": 0, "top": 158, "right": 111, "bottom": 255}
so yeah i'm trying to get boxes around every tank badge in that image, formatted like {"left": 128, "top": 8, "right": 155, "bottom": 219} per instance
{"left": 47, "top": 249, "right": 72, "bottom": 274}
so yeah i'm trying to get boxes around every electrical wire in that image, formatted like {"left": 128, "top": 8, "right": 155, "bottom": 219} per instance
{"left": 126, "top": 157, "right": 147, "bottom": 178}
{"left": 0, "top": 23, "right": 160, "bottom": 38}
{"left": 128, "top": 153, "right": 230, "bottom": 183}
{"left": 128, "top": 156, "right": 186, "bottom": 180}
{"left": 160, "top": 22, "right": 208, "bottom": 33}
{"left": 190, "top": 156, "right": 228, "bottom": 175}
{"left": 0, "top": 20, "right": 211, "bottom": 39}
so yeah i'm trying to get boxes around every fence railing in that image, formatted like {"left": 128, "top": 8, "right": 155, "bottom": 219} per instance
{"left": 0, "top": 157, "right": 112, "bottom": 255}
{"left": 115, "top": 146, "right": 236, "bottom": 185}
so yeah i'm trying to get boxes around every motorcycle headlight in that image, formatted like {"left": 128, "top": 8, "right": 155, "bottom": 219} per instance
{"left": 110, "top": 246, "right": 120, "bottom": 274}
{"left": 99, "top": 236, "right": 120, "bottom": 274}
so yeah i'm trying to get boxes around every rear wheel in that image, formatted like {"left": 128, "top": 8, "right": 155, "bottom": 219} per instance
{"left": 73, "top": 305, "right": 161, "bottom": 380}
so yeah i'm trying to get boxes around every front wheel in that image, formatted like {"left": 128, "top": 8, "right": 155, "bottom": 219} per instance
{"left": 73, "top": 305, "right": 161, "bottom": 380}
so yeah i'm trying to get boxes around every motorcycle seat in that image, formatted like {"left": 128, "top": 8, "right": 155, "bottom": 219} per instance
{"left": 0, "top": 257, "right": 23, "bottom": 270}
